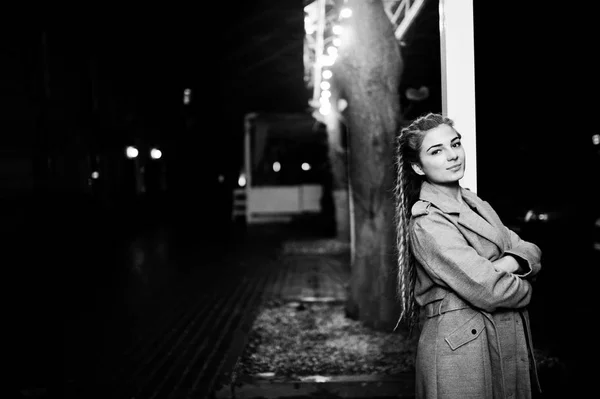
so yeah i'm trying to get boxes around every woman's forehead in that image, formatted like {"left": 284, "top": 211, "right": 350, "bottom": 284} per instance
{"left": 422, "top": 124, "right": 458, "bottom": 144}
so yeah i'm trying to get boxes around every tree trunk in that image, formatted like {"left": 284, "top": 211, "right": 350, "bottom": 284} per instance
{"left": 336, "top": 0, "right": 403, "bottom": 330}
{"left": 323, "top": 112, "right": 351, "bottom": 241}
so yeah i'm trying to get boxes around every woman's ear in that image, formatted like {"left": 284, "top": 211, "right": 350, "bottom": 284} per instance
{"left": 411, "top": 163, "right": 425, "bottom": 176}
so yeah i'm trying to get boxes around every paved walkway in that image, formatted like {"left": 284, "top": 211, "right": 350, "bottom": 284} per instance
{"left": 51, "top": 219, "right": 596, "bottom": 399}
{"left": 58, "top": 224, "right": 351, "bottom": 399}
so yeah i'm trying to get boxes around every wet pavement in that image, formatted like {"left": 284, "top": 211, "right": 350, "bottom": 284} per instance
{"left": 58, "top": 224, "right": 286, "bottom": 399}
{"left": 8, "top": 195, "right": 598, "bottom": 399}
{"left": 9, "top": 195, "right": 343, "bottom": 399}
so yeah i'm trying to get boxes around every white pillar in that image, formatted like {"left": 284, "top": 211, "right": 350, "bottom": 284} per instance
{"left": 439, "top": 0, "right": 477, "bottom": 193}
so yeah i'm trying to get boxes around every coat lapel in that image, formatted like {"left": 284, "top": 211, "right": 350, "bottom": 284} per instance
{"left": 419, "top": 181, "right": 507, "bottom": 250}
{"left": 461, "top": 190, "right": 510, "bottom": 250}
{"left": 457, "top": 208, "right": 506, "bottom": 250}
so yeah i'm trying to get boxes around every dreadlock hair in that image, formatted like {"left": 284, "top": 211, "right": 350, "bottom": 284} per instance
{"left": 393, "top": 113, "right": 456, "bottom": 331}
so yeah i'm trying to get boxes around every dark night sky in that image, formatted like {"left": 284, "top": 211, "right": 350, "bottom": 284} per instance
{"left": 0, "top": 3, "right": 309, "bottom": 201}
{"left": 1, "top": 1, "right": 597, "bottom": 207}
{"left": 98, "top": 3, "right": 309, "bottom": 117}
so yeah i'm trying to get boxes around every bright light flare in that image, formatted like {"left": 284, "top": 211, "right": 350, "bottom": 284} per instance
{"left": 91, "top": 171, "right": 99, "bottom": 179}
{"left": 322, "top": 54, "right": 336, "bottom": 66}
{"left": 238, "top": 174, "right": 247, "bottom": 187}
{"left": 304, "top": 16, "right": 315, "bottom": 34}
{"left": 340, "top": 8, "right": 352, "bottom": 18}
{"left": 319, "top": 102, "right": 331, "bottom": 115}
{"left": 273, "top": 162, "right": 281, "bottom": 172}
{"left": 126, "top": 146, "right": 138, "bottom": 159}
{"left": 301, "top": 163, "right": 311, "bottom": 171}
{"left": 150, "top": 148, "right": 162, "bottom": 160}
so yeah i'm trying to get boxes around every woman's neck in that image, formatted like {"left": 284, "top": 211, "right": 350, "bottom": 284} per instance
{"left": 429, "top": 181, "right": 463, "bottom": 204}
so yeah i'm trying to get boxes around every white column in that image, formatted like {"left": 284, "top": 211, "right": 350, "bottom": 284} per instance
{"left": 439, "top": 0, "right": 477, "bottom": 193}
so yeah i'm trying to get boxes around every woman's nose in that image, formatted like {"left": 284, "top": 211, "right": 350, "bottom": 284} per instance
{"left": 447, "top": 149, "right": 458, "bottom": 161}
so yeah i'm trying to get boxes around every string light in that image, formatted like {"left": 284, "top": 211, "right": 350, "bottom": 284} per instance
{"left": 305, "top": 0, "right": 352, "bottom": 115}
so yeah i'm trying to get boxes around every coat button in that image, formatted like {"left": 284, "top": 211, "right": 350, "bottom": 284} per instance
{"left": 471, "top": 329, "right": 477, "bottom": 334}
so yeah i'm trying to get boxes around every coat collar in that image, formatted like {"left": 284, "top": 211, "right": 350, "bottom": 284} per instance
{"left": 417, "top": 181, "right": 508, "bottom": 250}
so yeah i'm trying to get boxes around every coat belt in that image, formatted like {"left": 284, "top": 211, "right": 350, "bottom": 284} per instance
{"left": 424, "top": 293, "right": 471, "bottom": 318}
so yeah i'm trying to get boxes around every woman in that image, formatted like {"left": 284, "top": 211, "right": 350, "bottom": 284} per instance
{"left": 393, "top": 113, "right": 542, "bottom": 398}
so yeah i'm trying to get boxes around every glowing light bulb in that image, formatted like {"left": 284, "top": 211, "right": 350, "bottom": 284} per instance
{"left": 150, "top": 148, "right": 162, "bottom": 160}
{"left": 126, "top": 146, "right": 138, "bottom": 159}
{"left": 340, "top": 8, "right": 352, "bottom": 18}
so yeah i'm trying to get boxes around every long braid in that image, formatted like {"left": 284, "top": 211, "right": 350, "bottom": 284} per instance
{"left": 392, "top": 113, "right": 457, "bottom": 332}
{"left": 393, "top": 127, "right": 420, "bottom": 331}
{"left": 393, "top": 113, "right": 456, "bottom": 332}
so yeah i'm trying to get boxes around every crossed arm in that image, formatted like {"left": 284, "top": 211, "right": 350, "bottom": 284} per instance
{"left": 494, "top": 226, "right": 542, "bottom": 278}
{"left": 410, "top": 215, "right": 541, "bottom": 312}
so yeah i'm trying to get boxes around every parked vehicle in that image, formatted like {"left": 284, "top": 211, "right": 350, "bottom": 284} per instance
{"left": 232, "top": 112, "right": 331, "bottom": 225}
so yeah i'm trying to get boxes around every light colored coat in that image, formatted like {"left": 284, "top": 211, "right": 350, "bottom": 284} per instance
{"left": 409, "top": 181, "right": 542, "bottom": 399}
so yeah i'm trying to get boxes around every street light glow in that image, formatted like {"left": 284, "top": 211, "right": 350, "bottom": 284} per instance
{"left": 126, "top": 146, "right": 139, "bottom": 159}
{"left": 340, "top": 8, "right": 352, "bottom": 18}
{"left": 150, "top": 148, "right": 162, "bottom": 160}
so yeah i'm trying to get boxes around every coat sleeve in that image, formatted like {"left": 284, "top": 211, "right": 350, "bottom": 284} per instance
{"left": 410, "top": 212, "right": 533, "bottom": 312}
{"left": 502, "top": 227, "right": 542, "bottom": 279}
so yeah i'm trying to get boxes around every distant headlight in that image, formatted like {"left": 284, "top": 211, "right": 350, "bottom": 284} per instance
{"left": 125, "top": 146, "right": 138, "bottom": 159}
{"left": 150, "top": 148, "right": 162, "bottom": 160}
{"left": 238, "top": 174, "right": 247, "bottom": 187}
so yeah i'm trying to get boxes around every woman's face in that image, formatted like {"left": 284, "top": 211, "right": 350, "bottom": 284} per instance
{"left": 411, "top": 123, "right": 465, "bottom": 184}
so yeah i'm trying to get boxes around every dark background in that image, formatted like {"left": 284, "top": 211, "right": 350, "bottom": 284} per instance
{"left": 2, "top": 1, "right": 598, "bottom": 397}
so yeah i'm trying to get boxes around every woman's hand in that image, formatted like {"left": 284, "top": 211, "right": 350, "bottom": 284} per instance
{"left": 493, "top": 255, "right": 521, "bottom": 274}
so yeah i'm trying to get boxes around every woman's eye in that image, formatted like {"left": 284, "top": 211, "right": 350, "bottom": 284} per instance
{"left": 431, "top": 150, "right": 441, "bottom": 155}
{"left": 452, "top": 142, "right": 462, "bottom": 148}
